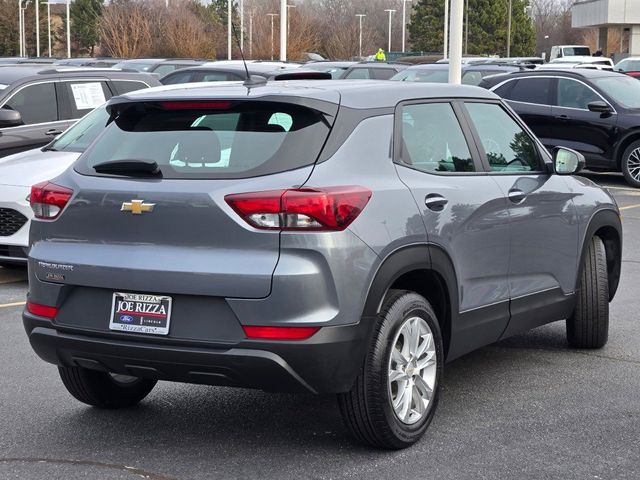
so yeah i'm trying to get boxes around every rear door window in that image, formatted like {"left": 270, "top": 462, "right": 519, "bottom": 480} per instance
{"left": 199, "top": 71, "right": 244, "bottom": 82}
{"left": 61, "top": 81, "right": 112, "bottom": 119}
{"left": 502, "top": 78, "right": 552, "bottom": 105}
{"left": 3, "top": 82, "right": 58, "bottom": 124}
{"left": 77, "top": 101, "right": 332, "bottom": 179}
{"left": 371, "top": 68, "right": 397, "bottom": 80}
{"left": 161, "top": 71, "right": 194, "bottom": 85}
{"left": 400, "top": 102, "right": 476, "bottom": 173}
{"left": 344, "top": 68, "right": 371, "bottom": 79}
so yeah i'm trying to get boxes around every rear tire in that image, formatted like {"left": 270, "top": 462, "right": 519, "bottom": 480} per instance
{"left": 58, "top": 366, "right": 157, "bottom": 409}
{"left": 566, "top": 236, "right": 609, "bottom": 348}
{"left": 621, "top": 140, "right": 640, "bottom": 188}
{"left": 338, "top": 290, "right": 443, "bottom": 449}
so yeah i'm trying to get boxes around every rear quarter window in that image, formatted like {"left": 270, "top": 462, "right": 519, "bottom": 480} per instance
{"left": 76, "top": 101, "right": 331, "bottom": 179}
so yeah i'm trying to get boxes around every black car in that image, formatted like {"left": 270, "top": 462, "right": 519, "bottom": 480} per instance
{"left": 0, "top": 66, "right": 161, "bottom": 157}
{"left": 480, "top": 69, "right": 640, "bottom": 187}
{"left": 160, "top": 64, "right": 330, "bottom": 85}
{"left": 339, "top": 61, "right": 409, "bottom": 80}
{"left": 391, "top": 63, "right": 525, "bottom": 86}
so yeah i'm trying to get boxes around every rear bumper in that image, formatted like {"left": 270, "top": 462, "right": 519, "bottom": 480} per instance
{"left": 23, "top": 312, "right": 376, "bottom": 394}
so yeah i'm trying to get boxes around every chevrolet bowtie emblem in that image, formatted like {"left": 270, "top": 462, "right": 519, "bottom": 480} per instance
{"left": 121, "top": 199, "right": 155, "bottom": 214}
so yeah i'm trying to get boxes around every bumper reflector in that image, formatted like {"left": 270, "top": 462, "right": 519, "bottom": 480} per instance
{"left": 27, "top": 301, "right": 58, "bottom": 319}
{"left": 242, "top": 325, "right": 320, "bottom": 340}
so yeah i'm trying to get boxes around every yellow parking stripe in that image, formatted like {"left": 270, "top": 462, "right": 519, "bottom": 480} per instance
{"left": 0, "top": 301, "right": 26, "bottom": 308}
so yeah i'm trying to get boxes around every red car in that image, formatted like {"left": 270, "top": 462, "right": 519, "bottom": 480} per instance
{"left": 615, "top": 57, "right": 640, "bottom": 78}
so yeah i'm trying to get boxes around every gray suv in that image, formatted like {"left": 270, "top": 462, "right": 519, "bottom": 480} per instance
{"left": 23, "top": 80, "right": 622, "bottom": 449}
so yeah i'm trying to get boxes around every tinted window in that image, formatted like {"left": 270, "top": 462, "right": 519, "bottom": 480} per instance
{"left": 78, "top": 101, "right": 330, "bottom": 179}
{"left": 62, "top": 81, "right": 112, "bottom": 119}
{"left": 461, "top": 71, "right": 483, "bottom": 85}
{"left": 372, "top": 68, "right": 397, "bottom": 80}
{"left": 152, "top": 64, "right": 179, "bottom": 76}
{"left": 344, "top": 68, "right": 370, "bottom": 79}
{"left": 201, "top": 72, "right": 242, "bottom": 82}
{"left": 3, "top": 82, "right": 58, "bottom": 124}
{"left": 161, "top": 71, "right": 194, "bottom": 85}
{"left": 556, "top": 78, "right": 601, "bottom": 109}
{"left": 504, "top": 78, "right": 552, "bottom": 105}
{"left": 50, "top": 105, "right": 109, "bottom": 153}
{"left": 401, "top": 103, "right": 475, "bottom": 173}
{"left": 564, "top": 47, "right": 591, "bottom": 56}
{"left": 112, "top": 80, "right": 150, "bottom": 95}
{"left": 466, "top": 103, "right": 541, "bottom": 172}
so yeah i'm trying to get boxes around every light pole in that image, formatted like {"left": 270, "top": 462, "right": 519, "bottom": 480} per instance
{"left": 356, "top": 14, "right": 366, "bottom": 58}
{"left": 402, "top": 0, "right": 412, "bottom": 54}
{"left": 506, "top": 0, "right": 512, "bottom": 57}
{"left": 21, "top": 1, "right": 29, "bottom": 56}
{"left": 35, "top": 0, "right": 40, "bottom": 57}
{"left": 66, "top": 0, "right": 70, "bottom": 58}
{"left": 267, "top": 13, "right": 278, "bottom": 61}
{"left": 17, "top": 0, "right": 22, "bottom": 56}
{"left": 279, "top": 0, "right": 286, "bottom": 61}
{"left": 286, "top": 4, "right": 296, "bottom": 39}
{"left": 227, "top": 0, "right": 232, "bottom": 60}
{"left": 443, "top": 0, "right": 449, "bottom": 59}
{"left": 45, "top": 1, "right": 52, "bottom": 57}
{"left": 464, "top": 0, "right": 468, "bottom": 55}
{"left": 384, "top": 9, "right": 395, "bottom": 53}
{"left": 240, "top": 0, "right": 244, "bottom": 50}
{"left": 449, "top": 0, "right": 463, "bottom": 84}
{"left": 249, "top": 9, "right": 253, "bottom": 59}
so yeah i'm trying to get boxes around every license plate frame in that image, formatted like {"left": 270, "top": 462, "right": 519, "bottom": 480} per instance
{"left": 109, "top": 292, "right": 172, "bottom": 335}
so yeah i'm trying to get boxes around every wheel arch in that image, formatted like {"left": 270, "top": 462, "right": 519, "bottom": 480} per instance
{"left": 579, "top": 209, "right": 622, "bottom": 301}
{"left": 362, "top": 244, "right": 459, "bottom": 359}
{"left": 614, "top": 130, "right": 640, "bottom": 169}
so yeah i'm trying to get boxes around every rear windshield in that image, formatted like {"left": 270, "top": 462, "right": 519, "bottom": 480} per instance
{"left": 76, "top": 101, "right": 331, "bottom": 179}
{"left": 564, "top": 47, "right": 590, "bottom": 56}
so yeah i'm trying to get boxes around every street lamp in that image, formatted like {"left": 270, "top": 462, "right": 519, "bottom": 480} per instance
{"left": 20, "top": 0, "right": 30, "bottom": 57}
{"left": 287, "top": 4, "right": 296, "bottom": 39}
{"left": 65, "top": 0, "right": 70, "bottom": 58}
{"left": 17, "top": 0, "right": 22, "bottom": 56}
{"left": 401, "top": 0, "right": 411, "bottom": 54}
{"left": 44, "top": 1, "right": 54, "bottom": 57}
{"left": 240, "top": 0, "right": 244, "bottom": 50}
{"left": 443, "top": 0, "right": 449, "bottom": 59}
{"left": 249, "top": 9, "right": 253, "bottom": 59}
{"left": 267, "top": 13, "right": 278, "bottom": 61}
{"left": 506, "top": 0, "right": 512, "bottom": 57}
{"left": 464, "top": 0, "right": 469, "bottom": 55}
{"left": 355, "top": 14, "right": 366, "bottom": 58}
{"left": 280, "top": 0, "right": 286, "bottom": 61}
{"left": 227, "top": 0, "right": 232, "bottom": 60}
{"left": 384, "top": 9, "right": 395, "bottom": 54}
{"left": 35, "top": 0, "right": 40, "bottom": 57}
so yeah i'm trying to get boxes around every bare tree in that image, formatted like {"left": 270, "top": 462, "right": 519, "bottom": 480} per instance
{"left": 99, "top": 0, "right": 153, "bottom": 58}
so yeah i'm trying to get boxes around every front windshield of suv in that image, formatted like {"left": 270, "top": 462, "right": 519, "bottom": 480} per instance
{"left": 49, "top": 105, "right": 109, "bottom": 153}
{"left": 592, "top": 76, "right": 640, "bottom": 109}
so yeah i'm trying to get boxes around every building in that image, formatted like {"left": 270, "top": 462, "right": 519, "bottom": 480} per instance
{"left": 572, "top": 0, "right": 640, "bottom": 57}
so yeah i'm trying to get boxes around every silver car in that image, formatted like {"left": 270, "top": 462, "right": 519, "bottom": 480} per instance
{"left": 23, "top": 80, "right": 622, "bottom": 449}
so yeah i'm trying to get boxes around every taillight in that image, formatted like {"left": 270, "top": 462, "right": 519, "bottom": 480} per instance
{"left": 225, "top": 186, "right": 371, "bottom": 231}
{"left": 30, "top": 181, "right": 73, "bottom": 220}
{"left": 242, "top": 325, "right": 320, "bottom": 340}
{"left": 27, "top": 301, "right": 58, "bottom": 319}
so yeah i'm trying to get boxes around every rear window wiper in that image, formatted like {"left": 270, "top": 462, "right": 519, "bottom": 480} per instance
{"left": 93, "top": 159, "right": 162, "bottom": 177}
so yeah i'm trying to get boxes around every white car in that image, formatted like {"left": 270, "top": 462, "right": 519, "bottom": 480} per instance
{"left": 539, "top": 56, "right": 615, "bottom": 71}
{"left": 0, "top": 105, "right": 108, "bottom": 267}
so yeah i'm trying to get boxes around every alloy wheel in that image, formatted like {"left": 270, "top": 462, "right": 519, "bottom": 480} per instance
{"left": 387, "top": 316, "right": 437, "bottom": 425}
{"left": 627, "top": 147, "right": 640, "bottom": 182}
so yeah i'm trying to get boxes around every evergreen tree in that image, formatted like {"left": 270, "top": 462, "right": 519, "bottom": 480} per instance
{"left": 408, "top": 0, "right": 535, "bottom": 57}
{"left": 69, "top": 0, "right": 103, "bottom": 56}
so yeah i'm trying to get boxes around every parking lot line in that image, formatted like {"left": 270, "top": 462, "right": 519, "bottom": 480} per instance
{"left": 0, "top": 301, "right": 25, "bottom": 309}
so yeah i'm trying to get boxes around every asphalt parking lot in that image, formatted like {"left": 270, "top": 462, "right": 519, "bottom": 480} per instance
{"left": 1, "top": 172, "right": 639, "bottom": 480}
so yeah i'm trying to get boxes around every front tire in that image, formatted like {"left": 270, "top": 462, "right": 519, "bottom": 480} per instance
{"left": 621, "top": 140, "right": 640, "bottom": 188}
{"left": 58, "top": 366, "right": 157, "bottom": 409}
{"left": 566, "top": 236, "right": 609, "bottom": 348}
{"left": 338, "top": 290, "right": 443, "bottom": 449}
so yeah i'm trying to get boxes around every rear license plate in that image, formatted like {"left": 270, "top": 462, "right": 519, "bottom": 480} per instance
{"left": 109, "top": 292, "right": 172, "bottom": 335}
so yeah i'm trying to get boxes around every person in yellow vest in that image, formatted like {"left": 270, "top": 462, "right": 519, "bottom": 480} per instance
{"left": 375, "top": 48, "right": 386, "bottom": 61}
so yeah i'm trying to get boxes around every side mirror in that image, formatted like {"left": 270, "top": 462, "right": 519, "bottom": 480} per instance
{"left": 554, "top": 147, "right": 585, "bottom": 175}
{"left": 0, "top": 108, "right": 23, "bottom": 128}
{"left": 587, "top": 100, "right": 613, "bottom": 113}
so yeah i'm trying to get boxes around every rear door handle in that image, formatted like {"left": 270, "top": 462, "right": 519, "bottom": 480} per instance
{"left": 45, "top": 129, "right": 63, "bottom": 136}
{"left": 425, "top": 194, "right": 448, "bottom": 211}
{"left": 554, "top": 114, "right": 569, "bottom": 120}
{"left": 508, "top": 189, "right": 526, "bottom": 204}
